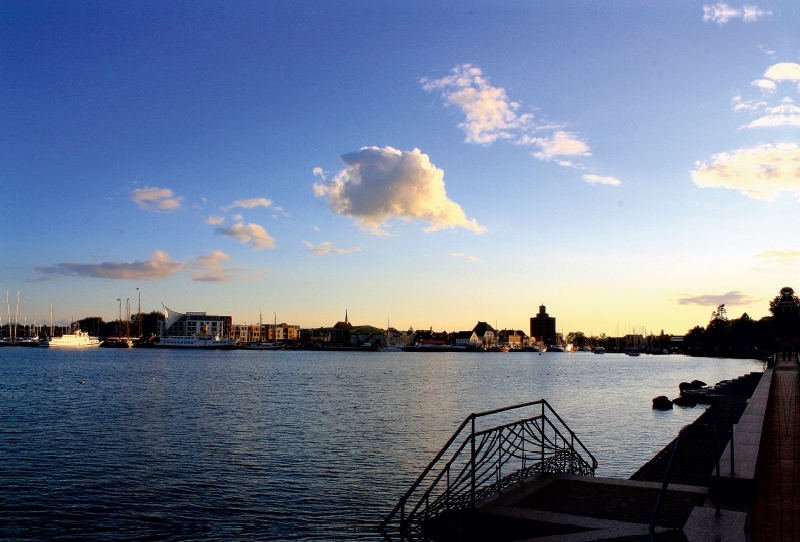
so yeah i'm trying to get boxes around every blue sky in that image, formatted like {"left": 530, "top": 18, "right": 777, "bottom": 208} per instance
{"left": 2, "top": 0, "right": 800, "bottom": 335}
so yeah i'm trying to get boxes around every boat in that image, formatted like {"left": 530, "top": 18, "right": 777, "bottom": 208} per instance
{"left": 581, "top": 346, "right": 591, "bottom": 352}
{"left": 549, "top": 344, "right": 566, "bottom": 353}
{"left": 525, "top": 343, "right": 547, "bottom": 353}
{"left": 378, "top": 345, "right": 402, "bottom": 352}
{"left": 41, "top": 329, "right": 101, "bottom": 348}
{"left": 156, "top": 334, "right": 235, "bottom": 349}
{"left": 593, "top": 346, "right": 606, "bottom": 354}
{"left": 626, "top": 350, "right": 640, "bottom": 357}
{"left": 242, "top": 341, "right": 284, "bottom": 350}
{"left": 100, "top": 337, "right": 133, "bottom": 348}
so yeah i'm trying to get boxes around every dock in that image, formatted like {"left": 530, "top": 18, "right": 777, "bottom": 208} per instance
{"left": 382, "top": 354, "right": 799, "bottom": 541}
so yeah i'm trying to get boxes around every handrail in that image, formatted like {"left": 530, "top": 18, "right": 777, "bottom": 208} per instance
{"left": 380, "top": 400, "right": 596, "bottom": 541}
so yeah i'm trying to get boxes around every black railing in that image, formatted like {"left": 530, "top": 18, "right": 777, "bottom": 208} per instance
{"left": 380, "top": 400, "right": 597, "bottom": 541}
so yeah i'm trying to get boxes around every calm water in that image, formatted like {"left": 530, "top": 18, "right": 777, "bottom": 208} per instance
{"left": 0, "top": 349, "right": 762, "bottom": 540}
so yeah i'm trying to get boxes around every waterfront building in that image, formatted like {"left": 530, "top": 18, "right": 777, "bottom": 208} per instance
{"left": 530, "top": 305, "right": 556, "bottom": 346}
{"left": 472, "top": 322, "right": 496, "bottom": 347}
{"left": 159, "top": 307, "right": 232, "bottom": 338}
{"left": 497, "top": 329, "right": 528, "bottom": 349}
{"left": 453, "top": 331, "right": 477, "bottom": 347}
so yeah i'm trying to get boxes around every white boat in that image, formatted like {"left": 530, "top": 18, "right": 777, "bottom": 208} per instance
{"left": 378, "top": 345, "right": 402, "bottom": 352}
{"left": 593, "top": 346, "right": 606, "bottom": 354}
{"left": 525, "top": 344, "right": 547, "bottom": 353}
{"left": 41, "top": 329, "right": 101, "bottom": 348}
{"left": 549, "top": 344, "right": 566, "bottom": 353}
{"left": 157, "top": 334, "right": 235, "bottom": 349}
{"left": 242, "top": 342, "right": 284, "bottom": 350}
{"left": 581, "top": 346, "right": 592, "bottom": 352}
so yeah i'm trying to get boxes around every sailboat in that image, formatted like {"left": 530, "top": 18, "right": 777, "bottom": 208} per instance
{"left": 243, "top": 311, "right": 284, "bottom": 350}
{"left": 378, "top": 318, "right": 402, "bottom": 352}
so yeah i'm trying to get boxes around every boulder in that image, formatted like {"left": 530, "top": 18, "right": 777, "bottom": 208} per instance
{"left": 652, "top": 396, "right": 673, "bottom": 410}
{"left": 672, "top": 395, "right": 697, "bottom": 408}
{"left": 690, "top": 379, "right": 707, "bottom": 388}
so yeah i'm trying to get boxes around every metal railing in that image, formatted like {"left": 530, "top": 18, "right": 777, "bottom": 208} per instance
{"left": 380, "top": 400, "right": 597, "bottom": 541}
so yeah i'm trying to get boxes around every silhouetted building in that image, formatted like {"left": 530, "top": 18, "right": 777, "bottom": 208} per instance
{"left": 530, "top": 305, "right": 556, "bottom": 345}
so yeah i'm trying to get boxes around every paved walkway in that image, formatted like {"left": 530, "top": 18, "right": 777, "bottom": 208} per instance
{"left": 751, "top": 352, "right": 800, "bottom": 541}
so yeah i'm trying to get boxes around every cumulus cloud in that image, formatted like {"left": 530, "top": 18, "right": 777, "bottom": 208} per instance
{"left": 421, "top": 64, "right": 534, "bottom": 144}
{"left": 450, "top": 252, "right": 483, "bottom": 263}
{"left": 764, "top": 62, "right": 800, "bottom": 82}
{"left": 215, "top": 222, "right": 276, "bottom": 250}
{"left": 732, "top": 95, "right": 766, "bottom": 111}
{"left": 751, "top": 78, "right": 777, "bottom": 94}
{"left": 677, "top": 291, "right": 756, "bottom": 306}
{"left": 206, "top": 216, "right": 225, "bottom": 225}
{"left": 755, "top": 249, "right": 800, "bottom": 268}
{"left": 703, "top": 3, "right": 770, "bottom": 24}
{"left": 313, "top": 146, "right": 485, "bottom": 235}
{"left": 583, "top": 174, "right": 622, "bottom": 186}
{"left": 188, "top": 251, "right": 240, "bottom": 283}
{"left": 742, "top": 99, "right": 800, "bottom": 128}
{"left": 523, "top": 131, "right": 592, "bottom": 162}
{"left": 232, "top": 213, "right": 243, "bottom": 221}
{"left": 302, "top": 241, "right": 361, "bottom": 255}
{"left": 130, "top": 187, "right": 184, "bottom": 211}
{"left": 35, "top": 250, "right": 259, "bottom": 283}
{"left": 313, "top": 167, "right": 326, "bottom": 179}
{"left": 36, "top": 251, "right": 184, "bottom": 280}
{"left": 691, "top": 143, "right": 800, "bottom": 200}
{"left": 221, "top": 198, "right": 272, "bottom": 212}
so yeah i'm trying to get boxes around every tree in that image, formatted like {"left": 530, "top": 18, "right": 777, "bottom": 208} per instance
{"left": 769, "top": 287, "right": 800, "bottom": 343}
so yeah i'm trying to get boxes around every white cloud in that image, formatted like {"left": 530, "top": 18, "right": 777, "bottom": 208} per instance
{"left": 36, "top": 251, "right": 184, "bottom": 280}
{"left": 302, "top": 241, "right": 361, "bottom": 255}
{"left": 188, "top": 251, "right": 239, "bottom": 283}
{"left": 450, "top": 252, "right": 483, "bottom": 263}
{"left": 130, "top": 187, "right": 184, "bottom": 212}
{"left": 206, "top": 216, "right": 225, "bottom": 225}
{"left": 35, "top": 250, "right": 259, "bottom": 283}
{"left": 703, "top": 3, "right": 770, "bottom": 24}
{"left": 232, "top": 213, "right": 243, "bottom": 221}
{"left": 677, "top": 291, "right": 756, "bottom": 306}
{"left": 755, "top": 249, "right": 800, "bottom": 268}
{"left": 421, "top": 64, "right": 534, "bottom": 144}
{"left": 314, "top": 146, "right": 485, "bottom": 234}
{"left": 215, "top": 222, "right": 277, "bottom": 250}
{"left": 313, "top": 167, "right": 326, "bottom": 179}
{"left": 764, "top": 62, "right": 800, "bottom": 82}
{"left": 524, "top": 131, "right": 591, "bottom": 162}
{"left": 742, "top": 5, "right": 770, "bottom": 21}
{"left": 742, "top": 100, "right": 800, "bottom": 128}
{"left": 751, "top": 78, "right": 777, "bottom": 94}
{"left": 732, "top": 95, "right": 766, "bottom": 111}
{"left": 583, "top": 174, "right": 622, "bottom": 186}
{"left": 691, "top": 143, "right": 800, "bottom": 200}
{"left": 312, "top": 226, "right": 320, "bottom": 231}
{"left": 221, "top": 198, "right": 272, "bottom": 212}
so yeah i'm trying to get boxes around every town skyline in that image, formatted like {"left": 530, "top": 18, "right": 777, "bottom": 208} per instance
{"left": 2, "top": 2, "right": 799, "bottom": 335}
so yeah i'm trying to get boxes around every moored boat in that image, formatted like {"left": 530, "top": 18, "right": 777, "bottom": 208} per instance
{"left": 41, "top": 329, "right": 101, "bottom": 348}
{"left": 156, "top": 334, "right": 235, "bottom": 349}
{"left": 593, "top": 346, "right": 606, "bottom": 354}
{"left": 242, "top": 341, "right": 284, "bottom": 350}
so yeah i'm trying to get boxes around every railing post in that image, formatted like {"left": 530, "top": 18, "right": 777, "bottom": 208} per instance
{"left": 570, "top": 432, "right": 575, "bottom": 474}
{"left": 446, "top": 464, "right": 450, "bottom": 509}
{"left": 521, "top": 428, "right": 525, "bottom": 485}
{"left": 540, "top": 403, "right": 545, "bottom": 471}
{"left": 649, "top": 432, "right": 682, "bottom": 536}
{"left": 470, "top": 414, "right": 476, "bottom": 508}
{"left": 729, "top": 409, "right": 735, "bottom": 477}
{"left": 497, "top": 429, "right": 502, "bottom": 492}
{"left": 713, "top": 424, "right": 720, "bottom": 517}
{"left": 400, "top": 496, "right": 406, "bottom": 542}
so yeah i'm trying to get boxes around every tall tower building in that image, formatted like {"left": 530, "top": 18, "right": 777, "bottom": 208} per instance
{"left": 530, "top": 305, "right": 556, "bottom": 345}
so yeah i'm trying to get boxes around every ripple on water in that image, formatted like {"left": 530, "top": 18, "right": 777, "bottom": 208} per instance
{"left": 0, "top": 349, "right": 761, "bottom": 540}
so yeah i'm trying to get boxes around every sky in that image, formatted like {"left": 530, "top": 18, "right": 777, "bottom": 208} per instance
{"left": 2, "top": 0, "right": 800, "bottom": 335}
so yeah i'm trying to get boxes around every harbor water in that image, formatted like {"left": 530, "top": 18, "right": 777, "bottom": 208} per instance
{"left": 0, "top": 349, "right": 762, "bottom": 540}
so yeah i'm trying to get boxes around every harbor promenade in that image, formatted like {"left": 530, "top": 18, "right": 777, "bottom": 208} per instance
{"left": 751, "top": 352, "right": 799, "bottom": 541}
{"left": 395, "top": 356, "right": 799, "bottom": 542}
